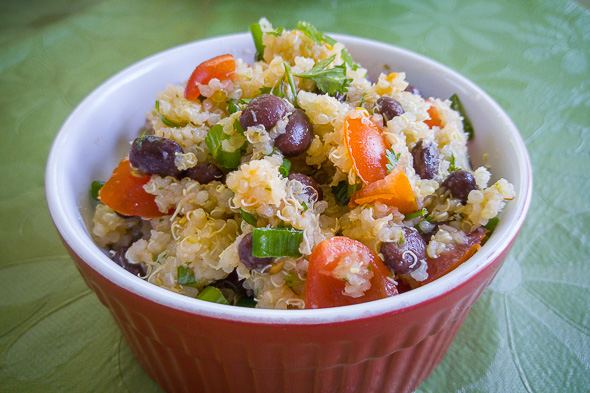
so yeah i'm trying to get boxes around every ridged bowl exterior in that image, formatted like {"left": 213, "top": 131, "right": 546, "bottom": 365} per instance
{"left": 64, "top": 239, "right": 514, "bottom": 393}
{"left": 46, "top": 33, "right": 532, "bottom": 393}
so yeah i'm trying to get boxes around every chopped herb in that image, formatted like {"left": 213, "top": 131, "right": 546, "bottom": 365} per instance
{"left": 294, "top": 54, "right": 351, "bottom": 96}
{"left": 91, "top": 180, "right": 105, "bottom": 201}
{"left": 341, "top": 48, "right": 359, "bottom": 71}
{"left": 240, "top": 208, "right": 258, "bottom": 226}
{"left": 279, "top": 158, "right": 291, "bottom": 177}
{"left": 359, "top": 93, "right": 367, "bottom": 108}
{"left": 196, "top": 286, "right": 229, "bottom": 304}
{"left": 284, "top": 272, "right": 304, "bottom": 288}
{"left": 341, "top": 277, "right": 349, "bottom": 282}
{"left": 448, "top": 154, "right": 462, "bottom": 172}
{"left": 259, "top": 82, "right": 285, "bottom": 98}
{"left": 449, "top": 93, "right": 474, "bottom": 140}
{"left": 385, "top": 148, "right": 401, "bottom": 173}
{"left": 483, "top": 217, "right": 500, "bottom": 243}
{"left": 276, "top": 220, "right": 293, "bottom": 229}
{"left": 425, "top": 215, "right": 434, "bottom": 222}
{"left": 332, "top": 180, "right": 359, "bottom": 205}
{"left": 283, "top": 62, "right": 298, "bottom": 107}
{"left": 155, "top": 101, "right": 183, "bottom": 127}
{"left": 235, "top": 296, "right": 257, "bottom": 307}
{"left": 295, "top": 21, "right": 336, "bottom": 46}
{"left": 177, "top": 265, "right": 198, "bottom": 288}
{"left": 249, "top": 23, "right": 265, "bottom": 61}
{"left": 252, "top": 227, "right": 304, "bottom": 258}
{"left": 205, "top": 124, "right": 243, "bottom": 169}
{"left": 226, "top": 99, "right": 241, "bottom": 114}
{"left": 265, "top": 186, "right": 272, "bottom": 191}
{"left": 404, "top": 208, "right": 428, "bottom": 221}
{"left": 301, "top": 201, "right": 308, "bottom": 212}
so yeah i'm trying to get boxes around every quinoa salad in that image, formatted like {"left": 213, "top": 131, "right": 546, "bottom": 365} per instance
{"left": 90, "top": 19, "right": 515, "bottom": 309}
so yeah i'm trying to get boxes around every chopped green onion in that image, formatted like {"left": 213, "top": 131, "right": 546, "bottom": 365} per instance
{"left": 359, "top": 93, "right": 367, "bottom": 108}
{"left": 483, "top": 217, "right": 500, "bottom": 243}
{"left": 385, "top": 149, "right": 401, "bottom": 173}
{"left": 279, "top": 158, "right": 291, "bottom": 177}
{"left": 155, "top": 101, "right": 183, "bottom": 127}
{"left": 249, "top": 23, "right": 265, "bottom": 61}
{"left": 449, "top": 94, "right": 474, "bottom": 140}
{"left": 205, "top": 124, "right": 243, "bottom": 170}
{"left": 91, "top": 180, "right": 105, "bottom": 201}
{"left": 226, "top": 99, "right": 240, "bottom": 114}
{"left": 448, "top": 154, "right": 462, "bottom": 172}
{"left": 301, "top": 201, "right": 308, "bottom": 212}
{"left": 404, "top": 208, "right": 428, "bottom": 221}
{"left": 332, "top": 180, "right": 359, "bottom": 206}
{"left": 177, "top": 265, "right": 198, "bottom": 288}
{"left": 295, "top": 21, "right": 336, "bottom": 45}
{"left": 240, "top": 208, "right": 258, "bottom": 226}
{"left": 259, "top": 83, "right": 285, "bottom": 98}
{"left": 252, "top": 228, "right": 304, "bottom": 258}
{"left": 294, "top": 54, "right": 351, "bottom": 96}
{"left": 283, "top": 62, "right": 298, "bottom": 107}
{"left": 235, "top": 296, "right": 257, "bottom": 307}
{"left": 196, "top": 286, "right": 229, "bottom": 304}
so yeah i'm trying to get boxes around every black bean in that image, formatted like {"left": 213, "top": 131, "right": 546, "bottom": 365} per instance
{"left": 442, "top": 170, "right": 478, "bottom": 203}
{"left": 239, "top": 94, "right": 289, "bottom": 131}
{"left": 112, "top": 248, "right": 147, "bottom": 277}
{"left": 405, "top": 85, "right": 422, "bottom": 97}
{"left": 374, "top": 96, "right": 404, "bottom": 125}
{"left": 380, "top": 228, "right": 426, "bottom": 275}
{"left": 275, "top": 109, "right": 313, "bottom": 157}
{"left": 180, "top": 162, "right": 225, "bottom": 184}
{"left": 412, "top": 140, "right": 440, "bottom": 180}
{"left": 129, "top": 135, "right": 184, "bottom": 177}
{"left": 238, "top": 233, "right": 274, "bottom": 271}
{"left": 288, "top": 173, "right": 323, "bottom": 201}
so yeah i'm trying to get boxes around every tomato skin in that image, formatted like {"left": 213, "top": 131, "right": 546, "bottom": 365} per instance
{"left": 184, "top": 54, "right": 236, "bottom": 100}
{"left": 424, "top": 100, "right": 442, "bottom": 129}
{"left": 305, "top": 237, "right": 398, "bottom": 309}
{"left": 98, "top": 157, "right": 166, "bottom": 219}
{"left": 344, "top": 108, "right": 389, "bottom": 184}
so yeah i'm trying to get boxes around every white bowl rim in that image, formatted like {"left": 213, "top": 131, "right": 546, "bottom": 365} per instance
{"left": 46, "top": 32, "right": 533, "bottom": 325}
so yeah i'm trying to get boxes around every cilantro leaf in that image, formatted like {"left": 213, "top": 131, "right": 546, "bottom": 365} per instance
{"left": 341, "top": 49, "right": 359, "bottom": 71}
{"left": 332, "top": 180, "right": 360, "bottom": 205}
{"left": 177, "top": 265, "right": 198, "bottom": 287}
{"left": 295, "top": 21, "right": 336, "bottom": 45}
{"left": 385, "top": 148, "right": 401, "bottom": 173}
{"left": 155, "top": 101, "right": 184, "bottom": 127}
{"left": 294, "top": 54, "right": 351, "bottom": 95}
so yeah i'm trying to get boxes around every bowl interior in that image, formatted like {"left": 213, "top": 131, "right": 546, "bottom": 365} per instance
{"left": 46, "top": 32, "right": 532, "bottom": 323}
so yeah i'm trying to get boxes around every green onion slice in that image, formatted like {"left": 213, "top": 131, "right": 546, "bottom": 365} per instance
{"left": 235, "top": 296, "right": 257, "bottom": 308}
{"left": 283, "top": 62, "right": 298, "bottom": 107}
{"left": 240, "top": 208, "right": 258, "bottom": 226}
{"left": 252, "top": 227, "right": 304, "bottom": 258}
{"left": 205, "top": 124, "right": 243, "bottom": 170}
{"left": 249, "top": 23, "right": 265, "bottom": 61}
{"left": 91, "top": 180, "right": 105, "bottom": 201}
{"left": 196, "top": 286, "right": 229, "bottom": 304}
{"left": 404, "top": 208, "right": 428, "bottom": 221}
{"left": 279, "top": 158, "right": 291, "bottom": 177}
{"left": 449, "top": 94, "right": 474, "bottom": 140}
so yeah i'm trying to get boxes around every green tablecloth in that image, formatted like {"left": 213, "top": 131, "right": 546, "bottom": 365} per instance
{"left": 1, "top": 0, "right": 588, "bottom": 392}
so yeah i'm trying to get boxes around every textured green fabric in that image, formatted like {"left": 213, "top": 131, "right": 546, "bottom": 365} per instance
{"left": 1, "top": 0, "right": 588, "bottom": 392}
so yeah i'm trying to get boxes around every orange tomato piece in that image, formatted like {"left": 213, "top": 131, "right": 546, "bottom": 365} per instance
{"left": 349, "top": 164, "right": 418, "bottom": 214}
{"left": 344, "top": 108, "right": 389, "bottom": 184}
{"left": 401, "top": 227, "right": 488, "bottom": 289}
{"left": 98, "top": 157, "right": 167, "bottom": 219}
{"left": 424, "top": 99, "right": 442, "bottom": 128}
{"left": 305, "top": 237, "right": 398, "bottom": 309}
{"left": 184, "top": 54, "right": 236, "bottom": 100}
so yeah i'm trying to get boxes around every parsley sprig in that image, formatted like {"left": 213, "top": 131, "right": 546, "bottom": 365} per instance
{"left": 385, "top": 148, "right": 401, "bottom": 173}
{"left": 294, "top": 54, "right": 351, "bottom": 96}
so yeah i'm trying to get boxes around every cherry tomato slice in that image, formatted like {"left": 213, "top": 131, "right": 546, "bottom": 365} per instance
{"left": 424, "top": 100, "right": 442, "bottom": 129}
{"left": 401, "top": 227, "right": 487, "bottom": 289}
{"left": 344, "top": 108, "right": 389, "bottom": 184}
{"left": 184, "top": 54, "right": 236, "bottom": 100}
{"left": 305, "top": 237, "right": 398, "bottom": 309}
{"left": 98, "top": 157, "right": 166, "bottom": 219}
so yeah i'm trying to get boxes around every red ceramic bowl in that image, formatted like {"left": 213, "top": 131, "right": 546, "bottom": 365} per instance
{"left": 46, "top": 33, "right": 532, "bottom": 393}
